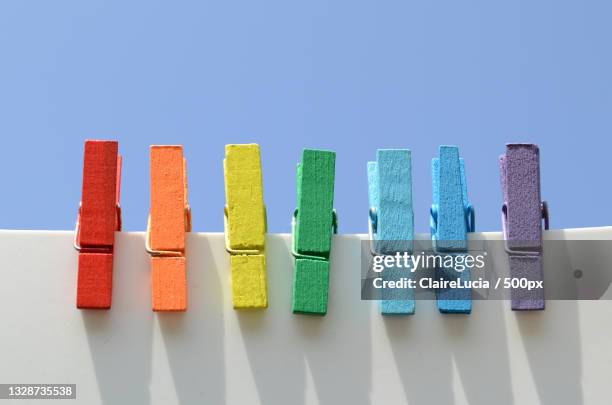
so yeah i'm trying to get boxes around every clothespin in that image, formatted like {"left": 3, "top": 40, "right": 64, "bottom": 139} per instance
{"left": 500, "top": 144, "right": 549, "bottom": 310}
{"left": 291, "top": 149, "right": 337, "bottom": 315}
{"left": 430, "top": 146, "right": 475, "bottom": 314}
{"left": 367, "top": 149, "right": 415, "bottom": 315}
{"left": 223, "top": 144, "right": 268, "bottom": 309}
{"left": 146, "top": 146, "right": 191, "bottom": 312}
{"left": 75, "top": 140, "right": 122, "bottom": 309}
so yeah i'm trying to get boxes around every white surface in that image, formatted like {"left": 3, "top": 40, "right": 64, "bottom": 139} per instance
{"left": 1, "top": 228, "right": 612, "bottom": 405}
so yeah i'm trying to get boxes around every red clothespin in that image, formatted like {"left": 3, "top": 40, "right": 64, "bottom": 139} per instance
{"left": 75, "top": 140, "right": 122, "bottom": 309}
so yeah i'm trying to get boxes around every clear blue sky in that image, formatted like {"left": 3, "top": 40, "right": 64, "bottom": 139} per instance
{"left": 0, "top": 1, "right": 610, "bottom": 234}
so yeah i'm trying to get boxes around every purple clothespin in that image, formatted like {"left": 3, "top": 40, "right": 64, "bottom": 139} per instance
{"left": 499, "top": 144, "right": 549, "bottom": 310}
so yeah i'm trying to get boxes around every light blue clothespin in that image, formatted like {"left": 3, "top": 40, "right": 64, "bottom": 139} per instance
{"left": 368, "top": 149, "right": 415, "bottom": 315}
{"left": 430, "top": 146, "right": 475, "bottom": 314}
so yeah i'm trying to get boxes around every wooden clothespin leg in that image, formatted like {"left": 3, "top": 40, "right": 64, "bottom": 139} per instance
{"left": 224, "top": 144, "right": 268, "bottom": 309}
{"left": 368, "top": 149, "right": 415, "bottom": 315}
{"left": 431, "top": 146, "right": 474, "bottom": 314}
{"left": 292, "top": 149, "right": 336, "bottom": 315}
{"left": 500, "top": 144, "right": 548, "bottom": 310}
{"left": 147, "top": 146, "right": 190, "bottom": 312}
{"left": 75, "top": 140, "right": 122, "bottom": 309}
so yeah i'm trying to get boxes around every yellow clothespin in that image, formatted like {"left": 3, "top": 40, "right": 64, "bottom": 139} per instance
{"left": 223, "top": 144, "right": 268, "bottom": 309}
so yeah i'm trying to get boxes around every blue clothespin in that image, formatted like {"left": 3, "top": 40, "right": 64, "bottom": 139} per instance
{"left": 430, "top": 146, "right": 475, "bottom": 314}
{"left": 368, "top": 149, "right": 415, "bottom": 315}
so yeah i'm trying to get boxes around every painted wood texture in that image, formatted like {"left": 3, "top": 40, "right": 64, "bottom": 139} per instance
{"left": 230, "top": 255, "right": 267, "bottom": 309}
{"left": 224, "top": 144, "right": 265, "bottom": 250}
{"left": 500, "top": 143, "right": 546, "bottom": 310}
{"left": 149, "top": 146, "right": 186, "bottom": 252}
{"left": 76, "top": 140, "right": 120, "bottom": 309}
{"left": 432, "top": 146, "right": 472, "bottom": 314}
{"left": 368, "top": 149, "right": 415, "bottom": 315}
{"left": 295, "top": 149, "right": 335, "bottom": 256}
{"left": 292, "top": 149, "right": 336, "bottom": 315}
{"left": 292, "top": 259, "right": 329, "bottom": 315}
{"left": 76, "top": 252, "right": 113, "bottom": 309}
{"left": 151, "top": 257, "right": 187, "bottom": 311}
{"left": 149, "top": 145, "right": 188, "bottom": 311}
{"left": 78, "top": 140, "right": 119, "bottom": 248}
{"left": 376, "top": 149, "right": 413, "bottom": 253}
{"left": 224, "top": 144, "right": 267, "bottom": 309}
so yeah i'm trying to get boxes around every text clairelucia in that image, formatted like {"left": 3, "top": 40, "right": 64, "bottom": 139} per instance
{"left": 373, "top": 277, "right": 490, "bottom": 290}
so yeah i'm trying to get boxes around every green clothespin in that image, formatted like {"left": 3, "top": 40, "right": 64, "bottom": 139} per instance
{"left": 291, "top": 149, "right": 337, "bottom": 315}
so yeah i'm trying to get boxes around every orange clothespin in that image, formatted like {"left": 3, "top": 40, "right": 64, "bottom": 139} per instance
{"left": 146, "top": 145, "right": 191, "bottom": 311}
{"left": 75, "top": 140, "right": 122, "bottom": 309}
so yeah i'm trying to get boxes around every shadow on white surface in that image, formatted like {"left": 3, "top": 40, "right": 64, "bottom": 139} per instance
{"left": 82, "top": 233, "right": 153, "bottom": 405}
{"left": 236, "top": 236, "right": 372, "bottom": 405}
{"left": 2, "top": 230, "right": 608, "bottom": 405}
{"left": 157, "top": 235, "right": 226, "bottom": 404}
{"left": 517, "top": 239, "right": 583, "bottom": 405}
